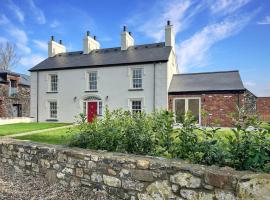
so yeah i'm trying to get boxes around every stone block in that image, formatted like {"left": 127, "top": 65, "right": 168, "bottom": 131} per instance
{"left": 137, "top": 160, "right": 150, "bottom": 169}
{"left": 103, "top": 175, "right": 121, "bottom": 188}
{"left": 170, "top": 172, "right": 201, "bottom": 188}
{"left": 122, "top": 179, "right": 144, "bottom": 191}
{"left": 130, "top": 169, "right": 154, "bottom": 182}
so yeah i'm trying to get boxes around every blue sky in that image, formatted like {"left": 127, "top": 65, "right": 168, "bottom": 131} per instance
{"left": 0, "top": 0, "right": 269, "bottom": 96}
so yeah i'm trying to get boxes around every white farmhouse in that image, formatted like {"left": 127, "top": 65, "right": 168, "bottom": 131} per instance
{"left": 30, "top": 21, "right": 250, "bottom": 127}
{"left": 30, "top": 21, "right": 178, "bottom": 123}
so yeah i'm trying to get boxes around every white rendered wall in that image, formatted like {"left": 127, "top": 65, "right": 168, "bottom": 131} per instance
{"left": 31, "top": 62, "right": 171, "bottom": 123}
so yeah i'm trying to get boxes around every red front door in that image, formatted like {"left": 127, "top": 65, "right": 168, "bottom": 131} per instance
{"left": 87, "top": 102, "right": 97, "bottom": 122}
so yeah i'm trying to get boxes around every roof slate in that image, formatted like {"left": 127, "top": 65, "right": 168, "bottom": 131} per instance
{"left": 169, "top": 71, "right": 245, "bottom": 93}
{"left": 29, "top": 42, "right": 171, "bottom": 72}
{"left": 0, "top": 69, "right": 30, "bottom": 86}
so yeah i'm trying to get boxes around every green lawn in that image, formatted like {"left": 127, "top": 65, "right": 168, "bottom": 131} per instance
{"left": 15, "top": 127, "right": 76, "bottom": 144}
{"left": 0, "top": 122, "right": 70, "bottom": 136}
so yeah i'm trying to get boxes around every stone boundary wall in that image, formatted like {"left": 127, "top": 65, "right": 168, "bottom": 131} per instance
{"left": 0, "top": 139, "right": 269, "bottom": 200}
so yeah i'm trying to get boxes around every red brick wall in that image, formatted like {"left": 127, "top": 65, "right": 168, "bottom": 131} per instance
{"left": 257, "top": 97, "right": 270, "bottom": 122}
{"left": 168, "top": 93, "right": 244, "bottom": 127}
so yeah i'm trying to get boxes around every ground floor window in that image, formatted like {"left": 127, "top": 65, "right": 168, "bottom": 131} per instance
{"left": 131, "top": 100, "right": 142, "bottom": 114}
{"left": 174, "top": 98, "right": 201, "bottom": 124}
{"left": 49, "top": 101, "right": 57, "bottom": 119}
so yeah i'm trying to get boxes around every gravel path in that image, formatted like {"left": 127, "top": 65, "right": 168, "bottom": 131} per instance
{"left": 0, "top": 163, "right": 116, "bottom": 200}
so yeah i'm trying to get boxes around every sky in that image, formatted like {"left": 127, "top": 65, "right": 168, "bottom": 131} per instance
{"left": 0, "top": 0, "right": 269, "bottom": 96}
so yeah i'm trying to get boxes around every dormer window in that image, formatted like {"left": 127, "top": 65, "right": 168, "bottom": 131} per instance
{"left": 49, "top": 74, "right": 58, "bottom": 92}
{"left": 132, "top": 68, "right": 143, "bottom": 89}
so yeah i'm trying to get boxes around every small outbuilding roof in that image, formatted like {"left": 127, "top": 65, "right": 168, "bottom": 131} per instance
{"left": 0, "top": 69, "right": 30, "bottom": 86}
{"left": 29, "top": 42, "right": 172, "bottom": 72}
{"left": 169, "top": 70, "right": 245, "bottom": 93}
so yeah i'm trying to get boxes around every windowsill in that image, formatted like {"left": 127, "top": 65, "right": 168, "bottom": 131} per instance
{"left": 128, "top": 88, "right": 144, "bottom": 91}
{"left": 85, "top": 90, "right": 98, "bottom": 93}
{"left": 46, "top": 91, "right": 58, "bottom": 94}
{"left": 46, "top": 119, "right": 58, "bottom": 122}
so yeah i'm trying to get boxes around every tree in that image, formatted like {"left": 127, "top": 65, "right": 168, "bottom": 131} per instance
{"left": 0, "top": 42, "right": 20, "bottom": 70}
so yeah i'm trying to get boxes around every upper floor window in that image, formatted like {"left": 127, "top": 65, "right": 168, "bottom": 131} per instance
{"left": 49, "top": 74, "right": 58, "bottom": 92}
{"left": 9, "top": 80, "right": 17, "bottom": 96}
{"left": 88, "top": 71, "right": 97, "bottom": 91}
{"left": 132, "top": 68, "right": 143, "bottom": 89}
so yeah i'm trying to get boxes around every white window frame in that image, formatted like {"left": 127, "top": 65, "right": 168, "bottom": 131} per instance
{"left": 48, "top": 100, "right": 58, "bottom": 120}
{"left": 83, "top": 100, "right": 103, "bottom": 116}
{"left": 131, "top": 68, "right": 143, "bottom": 89}
{"left": 86, "top": 71, "right": 98, "bottom": 91}
{"left": 129, "top": 98, "right": 144, "bottom": 114}
{"left": 48, "top": 74, "right": 58, "bottom": 92}
{"left": 173, "top": 97, "right": 201, "bottom": 125}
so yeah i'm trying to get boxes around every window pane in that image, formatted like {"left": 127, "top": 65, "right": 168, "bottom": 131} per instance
{"left": 132, "top": 100, "right": 142, "bottom": 114}
{"left": 175, "top": 99, "right": 185, "bottom": 123}
{"left": 188, "top": 99, "right": 200, "bottom": 123}
{"left": 83, "top": 102, "right": 86, "bottom": 115}
{"left": 132, "top": 69, "right": 142, "bottom": 88}
{"left": 50, "top": 74, "right": 58, "bottom": 92}
{"left": 50, "top": 101, "right": 57, "bottom": 119}
{"left": 98, "top": 101, "right": 102, "bottom": 115}
{"left": 89, "top": 72, "right": 97, "bottom": 90}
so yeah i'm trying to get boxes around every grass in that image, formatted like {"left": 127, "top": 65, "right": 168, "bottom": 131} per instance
{"left": 0, "top": 122, "right": 70, "bottom": 136}
{"left": 15, "top": 127, "right": 76, "bottom": 145}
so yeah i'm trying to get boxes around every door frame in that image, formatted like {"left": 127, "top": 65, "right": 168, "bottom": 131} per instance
{"left": 173, "top": 97, "right": 201, "bottom": 125}
{"left": 83, "top": 100, "right": 102, "bottom": 117}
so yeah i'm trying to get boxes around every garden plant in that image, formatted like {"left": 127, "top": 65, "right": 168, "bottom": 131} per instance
{"left": 65, "top": 108, "right": 270, "bottom": 172}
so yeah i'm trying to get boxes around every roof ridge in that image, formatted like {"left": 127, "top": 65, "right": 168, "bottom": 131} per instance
{"left": 174, "top": 70, "right": 239, "bottom": 76}
{"left": 57, "top": 42, "right": 166, "bottom": 55}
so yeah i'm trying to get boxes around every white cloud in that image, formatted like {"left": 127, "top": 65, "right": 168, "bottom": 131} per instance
{"left": 7, "top": 26, "right": 31, "bottom": 54}
{"left": 244, "top": 81, "right": 256, "bottom": 87}
{"left": 257, "top": 16, "right": 270, "bottom": 25}
{"left": 50, "top": 20, "right": 60, "bottom": 28}
{"left": 127, "top": 0, "right": 198, "bottom": 41}
{"left": 28, "top": 0, "right": 46, "bottom": 24}
{"left": 20, "top": 54, "right": 45, "bottom": 67}
{"left": 177, "top": 16, "right": 251, "bottom": 72}
{"left": 8, "top": 0, "right": 24, "bottom": 23}
{"left": 0, "top": 37, "right": 8, "bottom": 44}
{"left": 0, "top": 14, "right": 9, "bottom": 25}
{"left": 33, "top": 39, "right": 47, "bottom": 51}
{"left": 210, "top": 0, "right": 250, "bottom": 15}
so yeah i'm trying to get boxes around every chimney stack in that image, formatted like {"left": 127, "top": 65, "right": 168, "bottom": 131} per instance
{"left": 165, "top": 20, "right": 175, "bottom": 50}
{"left": 48, "top": 36, "right": 66, "bottom": 57}
{"left": 121, "top": 26, "right": 134, "bottom": 50}
{"left": 83, "top": 31, "right": 100, "bottom": 54}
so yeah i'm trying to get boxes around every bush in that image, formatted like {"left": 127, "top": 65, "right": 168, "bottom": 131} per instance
{"left": 66, "top": 108, "right": 270, "bottom": 172}
{"left": 67, "top": 108, "right": 174, "bottom": 155}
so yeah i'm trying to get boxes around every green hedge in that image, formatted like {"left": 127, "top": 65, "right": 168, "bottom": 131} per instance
{"left": 66, "top": 108, "right": 270, "bottom": 172}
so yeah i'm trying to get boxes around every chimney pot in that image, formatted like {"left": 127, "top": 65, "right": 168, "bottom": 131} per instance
{"left": 167, "top": 20, "right": 171, "bottom": 26}
{"left": 129, "top": 32, "right": 132, "bottom": 36}
{"left": 123, "top": 26, "right": 127, "bottom": 32}
{"left": 86, "top": 31, "right": 90, "bottom": 36}
{"left": 59, "top": 40, "right": 62, "bottom": 44}
{"left": 94, "top": 36, "right": 96, "bottom": 40}
{"left": 51, "top": 36, "right": 54, "bottom": 41}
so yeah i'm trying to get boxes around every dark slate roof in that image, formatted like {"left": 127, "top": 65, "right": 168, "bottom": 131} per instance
{"left": 18, "top": 73, "right": 30, "bottom": 86}
{"left": 29, "top": 42, "right": 171, "bottom": 72}
{"left": 169, "top": 71, "right": 245, "bottom": 93}
{"left": 0, "top": 69, "right": 30, "bottom": 86}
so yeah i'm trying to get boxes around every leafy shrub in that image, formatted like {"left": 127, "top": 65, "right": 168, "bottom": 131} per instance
{"left": 66, "top": 107, "right": 270, "bottom": 172}
{"left": 67, "top": 108, "right": 174, "bottom": 155}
